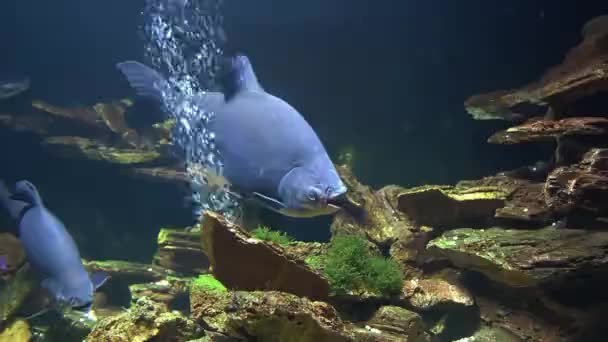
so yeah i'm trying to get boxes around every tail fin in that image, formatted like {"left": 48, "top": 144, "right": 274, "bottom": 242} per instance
{"left": 116, "top": 61, "right": 170, "bottom": 102}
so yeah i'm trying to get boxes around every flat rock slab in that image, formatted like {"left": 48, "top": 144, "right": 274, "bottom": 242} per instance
{"left": 154, "top": 228, "right": 209, "bottom": 275}
{"left": 396, "top": 185, "right": 506, "bottom": 228}
{"left": 427, "top": 227, "right": 608, "bottom": 287}
{"left": 200, "top": 212, "right": 330, "bottom": 300}
{"left": 488, "top": 117, "right": 608, "bottom": 145}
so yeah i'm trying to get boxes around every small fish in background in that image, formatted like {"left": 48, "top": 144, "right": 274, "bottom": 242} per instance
{"left": 0, "top": 180, "right": 109, "bottom": 318}
{"left": 117, "top": 54, "right": 356, "bottom": 220}
{"left": 0, "top": 74, "right": 30, "bottom": 100}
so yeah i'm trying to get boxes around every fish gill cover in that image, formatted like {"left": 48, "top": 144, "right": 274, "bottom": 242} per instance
{"left": 141, "top": 0, "right": 240, "bottom": 221}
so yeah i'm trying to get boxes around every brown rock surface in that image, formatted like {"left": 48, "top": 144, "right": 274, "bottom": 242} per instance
{"left": 200, "top": 211, "right": 330, "bottom": 300}
{"left": 154, "top": 228, "right": 209, "bottom": 275}
{"left": 488, "top": 117, "right": 608, "bottom": 144}
{"left": 544, "top": 148, "right": 608, "bottom": 216}
{"left": 465, "top": 15, "right": 608, "bottom": 121}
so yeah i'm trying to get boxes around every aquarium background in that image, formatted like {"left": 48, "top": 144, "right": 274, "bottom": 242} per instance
{"left": 0, "top": 0, "right": 607, "bottom": 261}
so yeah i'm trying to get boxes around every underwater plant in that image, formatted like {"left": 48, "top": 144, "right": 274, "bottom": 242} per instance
{"left": 324, "top": 235, "right": 403, "bottom": 296}
{"left": 251, "top": 225, "right": 294, "bottom": 246}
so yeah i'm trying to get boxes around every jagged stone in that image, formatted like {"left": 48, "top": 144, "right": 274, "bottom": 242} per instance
{"left": 396, "top": 185, "right": 506, "bottom": 228}
{"left": 544, "top": 148, "right": 608, "bottom": 216}
{"left": 129, "top": 277, "right": 191, "bottom": 310}
{"left": 0, "top": 233, "right": 25, "bottom": 279}
{"left": 123, "top": 166, "right": 189, "bottom": 185}
{"left": 453, "top": 326, "right": 522, "bottom": 342}
{"left": 83, "top": 260, "right": 174, "bottom": 284}
{"left": 402, "top": 270, "right": 474, "bottom": 311}
{"left": 427, "top": 227, "right": 608, "bottom": 287}
{"left": 0, "top": 319, "right": 31, "bottom": 342}
{"left": 464, "top": 15, "right": 608, "bottom": 121}
{"left": 43, "top": 136, "right": 161, "bottom": 164}
{"left": 86, "top": 297, "right": 203, "bottom": 342}
{"left": 189, "top": 276, "right": 353, "bottom": 342}
{"left": 0, "top": 265, "right": 35, "bottom": 323}
{"left": 488, "top": 117, "right": 608, "bottom": 144}
{"left": 154, "top": 228, "right": 209, "bottom": 275}
{"left": 457, "top": 176, "right": 554, "bottom": 225}
{"left": 360, "top": 306, "right": 430, "bottom": 342}
{"left": 200, "top": 212, "right": 330, "bottom": 300}
{"left": 330, "top": 166, "right": 423, "bottom": 276}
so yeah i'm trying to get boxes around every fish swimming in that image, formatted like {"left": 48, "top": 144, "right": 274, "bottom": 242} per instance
{"left": 117, "top": 54, "right": 350, "bottom": 218}
{"left": 0, "top": 74, "right": 29, "bottom": 100}
{"left": 0, "top": 180, "right": 108, "bottom": 314}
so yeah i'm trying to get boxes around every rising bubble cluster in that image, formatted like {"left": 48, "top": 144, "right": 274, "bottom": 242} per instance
{"left": 141, "top": 0, "right": 241, "bottom": 221}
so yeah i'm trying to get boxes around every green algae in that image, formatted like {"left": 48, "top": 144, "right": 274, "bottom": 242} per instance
{"left": 251, "top": 225, "right": 294, "bottom": 246}
{"left": 192, "top": 275, "right": 227, "bottom": 293}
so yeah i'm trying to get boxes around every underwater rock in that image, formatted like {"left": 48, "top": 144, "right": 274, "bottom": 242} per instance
{"left": 129, "top": 276, "right": 191, "bottom": 310}
{"left": 43, "top": 136, "right": 161, "bottom": 164}
{"left": 453, "top": 326, "right": 522, "bottom": 342}
{"left": 0, "top": 233, "right": 25, "bottom": 278}
{"left": 488, "top": 117, "right": 608, "bottom": 144}
{"left": 396, "top": 184, "right": 506, "bottom": 228}
{"left": 190, "top": 277, "right": 352, "bottom": 342}
{"left": 331, "top": 166, "right": 414, "bottom": 245}
{"left": 402, "top": 270, "right": 474, "bottom": 311}
{"left": 352, "top": 306, "right": 430, "bottom": 342}
{"left": 0, "top": 265, "right": 35, "bottom": 324}
{"left": 0, "top": 319, "right": 31, "bottom": 342}
{"left": 330, "top": 166, "right": 425, "bottom": 276}
{"left": 544, "top": 148, "right": 608, "bottom": 216}
{"left": 200, "top": 211, "right": 330, "bottom": 300}
{"left": 86, "top": 296, "right": 203, "bottom": 342}
{"left": 465, "top": 15, "right": 608, "bottom": 121}
{"left": 84, "top": 259, "right": 173, "bottom": 284}
{"left": 457, "top": 176, "right": 553, "bottom": 225}
{"left": 123, "top": 166, "right": 189, "bottom": 184}
{"left": 427, "top": 227, "right": 608, "bottom": 287}
{"left": 32, "top": 100, "right": 100, "bottom": 126}
{"left": 93, "top": 99, "right": 144, "bottom": 148}
{"left": 154, "top": 228, "right": 209, "bottom": 275}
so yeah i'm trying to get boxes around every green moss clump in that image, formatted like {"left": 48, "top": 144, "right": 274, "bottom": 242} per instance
{"left": 304, "top": 255, "right": 325, "bottom": 271}
{"left": 192, "top": 275, "right": 227, "bottom": 293}
{"left": 324, "top": 235, "right": 403, "bottom": 296}
{"left": 251, "top": 225, "right": 294, "bottom": 246}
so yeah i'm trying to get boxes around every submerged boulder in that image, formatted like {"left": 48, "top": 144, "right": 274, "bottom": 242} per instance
{"left": 402, "top": 270, "right": 474, "bottom": 311}
{"left": 427, "top": 227, "right": 608, "bottom": 287}
{"left": 0, "top": 319, "right": 31, "bottom": 342}
{"left": 86, "top": 297, "right": 203, "bottom": 342}
{"left": 488, "top": 117, "right": 608, "bottom": 145}
{"left": 190, "top": 275, "right": 352, "bottom": 342}
{"left": 200, "top": 212, "right": 330, "bottom": 300}
{"left": 154, "top": 228, "right": 209, "bottom": 275}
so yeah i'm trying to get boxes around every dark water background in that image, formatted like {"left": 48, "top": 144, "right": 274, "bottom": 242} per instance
{"left": 0, "top": 0, "right": 606, "bottom": 261}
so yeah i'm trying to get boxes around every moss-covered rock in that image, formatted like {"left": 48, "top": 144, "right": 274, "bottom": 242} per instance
{"left": 200, "top": 212, "right": 329, "bottom": 300}
{"left": 130, "top": 276, "right": 191, "bottom": 310}
{"left": 427, "top": 227, "right": 608, "bottom": 287}
{"left": 43, "top": 136, "right": 161, "bottom": 164}
{"left": 402, "top": 269, "right": 474, "bottom": 311}
{"left": 454, "top": 326, "right": 522, "bottom": 342}
{"left": 396, "top": 184, "right": 506, "bottom": 228}
{"left": 0, "top": 265, "right": 35, "bottom": 323}
{"left": 0, "top": 319, "right": 31, "bottom": 342}
{"left": 363, "top": 306, "right": 430, "bottom": 342}
{"left": 154, "top": 228, "right": 209, "bottom": 275}
{"left": 86, "top": 297, "right": 203, "bottom": 342}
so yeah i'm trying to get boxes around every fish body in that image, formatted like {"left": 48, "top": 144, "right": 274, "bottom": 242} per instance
{"left": 0, "top": 180, "right": 108, "bottom": 313}
{"left": 0, "top": 74, "right": 29, "bottom": 100}
{"left": 117, "top": 55, "right": 348, "bottom": 218}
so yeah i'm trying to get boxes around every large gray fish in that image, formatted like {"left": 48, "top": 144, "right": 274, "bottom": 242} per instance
{"left": 0, "top": 74, "right": 29, "bottom": 100}
{"left": 117, "top": 55, "right": 350, "bottom": 218}
{"left": 0, "top": 180, "right": 108, "bottom": 314}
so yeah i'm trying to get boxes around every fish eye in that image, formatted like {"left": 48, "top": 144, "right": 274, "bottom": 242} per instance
{"left": 306, "top": 188, "right": 318, "bottom": 201}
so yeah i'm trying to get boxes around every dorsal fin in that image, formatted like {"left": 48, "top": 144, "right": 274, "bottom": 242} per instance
{"left": 232, "top": 55, "right": 264, "bottom": 93}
